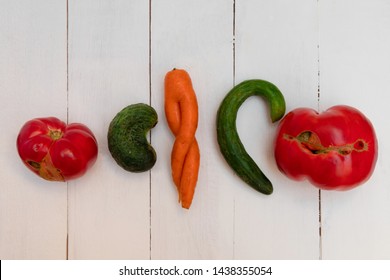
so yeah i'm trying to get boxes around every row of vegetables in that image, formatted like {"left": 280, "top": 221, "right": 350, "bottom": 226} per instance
{"left": 16, "top": 69, "right": 378, "bottom": 209}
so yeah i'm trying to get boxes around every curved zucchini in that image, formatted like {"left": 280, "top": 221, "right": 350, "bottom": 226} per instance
{"left": 108, "top": 103, "right": 158, "bottom": 172}
{"left": 216, "top": 80, "right": 286, "bottom": 194}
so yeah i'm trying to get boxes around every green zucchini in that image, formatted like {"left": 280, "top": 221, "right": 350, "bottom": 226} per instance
{"left": 108, "top": 103, "right": 158, "bottom": 172}
{"left": 216, "top": 80, "right": 286, "bottom": 194}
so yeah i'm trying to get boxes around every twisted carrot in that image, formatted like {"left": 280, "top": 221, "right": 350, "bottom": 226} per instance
{"left": 164, "top": 68, "right": 200, "bottom": 209}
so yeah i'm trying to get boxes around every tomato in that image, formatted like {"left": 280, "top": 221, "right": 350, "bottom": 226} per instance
{"left": 17, "top": 117, "right": 98, "bottom": 181}
{"left": 274, "top": 105, "right": 377, "bottom": 190}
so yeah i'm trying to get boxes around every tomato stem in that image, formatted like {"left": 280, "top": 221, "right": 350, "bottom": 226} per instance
{"left": 48, "top": 129, "right": 63, "bottom": 140}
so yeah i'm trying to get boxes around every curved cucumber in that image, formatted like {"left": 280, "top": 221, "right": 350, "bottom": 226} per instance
{"left": 108, "top": 103, "right": 158, "bottom": 172}
{"left": 216, "top": 80, "right": 286, "bottom": 194}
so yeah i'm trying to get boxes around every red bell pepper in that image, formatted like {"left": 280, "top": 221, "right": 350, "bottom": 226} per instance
{"left": 17, "top": 117, "right": 98, "bottom": 181}
{"left": 274, "top": 105, "right": 377, "bottom": 190}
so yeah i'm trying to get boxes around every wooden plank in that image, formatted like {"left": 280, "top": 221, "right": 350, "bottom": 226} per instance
{"left": 67, "top": 0, "right": 151, "bottom": 259}
{"left": 0, "top": 0, "right": 67, "bottom": 259}
{"left": 150, "top": 0, "right": 235, "bottom": 259}
{"left": 319, "top": 0, "right": 390, "bottom": 259}
{"left": 233, "top": 0, "right": 320, "bottom": 259}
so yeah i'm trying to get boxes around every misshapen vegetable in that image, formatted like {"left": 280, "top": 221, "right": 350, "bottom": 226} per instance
{"left": 216, "top": 79, "right": 286, "bottom": 194}
{"left": 108, "top": 103, "right": 158, "bottom": 173}
{"left": 274, "top": 105, "right": 378, "bottom": 190}
{"left": 17, "top": 117, "right": 98, "bottom": 181}
{"left": 165, "top": 68, "right": 200, "bottom": 209}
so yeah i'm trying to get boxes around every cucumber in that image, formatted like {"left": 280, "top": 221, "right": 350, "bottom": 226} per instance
{"left": 108, "top": 103, "right": 158, "bottom": 172}
{"left": 216, "top": 80, "right": 286, "bottom": 194}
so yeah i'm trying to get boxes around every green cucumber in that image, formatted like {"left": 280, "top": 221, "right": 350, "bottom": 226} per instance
{"left": 108, "top": 103, "right": 158, "bottom": 172}
{"left": 216, "top": 80, "right": 286, "bottom": 194}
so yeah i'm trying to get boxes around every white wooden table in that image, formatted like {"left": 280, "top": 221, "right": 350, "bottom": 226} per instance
{"left": 1, "top": 0, "right": 389, "bottom": 260}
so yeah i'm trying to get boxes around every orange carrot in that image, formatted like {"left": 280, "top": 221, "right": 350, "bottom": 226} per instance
{"left": 164, "top": 68, "right": 200, "bottom": 209}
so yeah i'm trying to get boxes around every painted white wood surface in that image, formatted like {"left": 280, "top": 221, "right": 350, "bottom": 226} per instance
{"left": 66, "top": 0, "right": 151, "bottom": 259}
{"left": 1, "top": 0, "right": 389, "bottom": 260}
{"left": 151, "top": 0, "right": 235, "bottom": 259}
{"left": 233, "top": 0, "right": 320, "bottom": 259}
{"left": 0, "top": 0, "right": 68, "bottom": 259}
{"left": 319, "top": 0, "right": 390, "bottom": 259}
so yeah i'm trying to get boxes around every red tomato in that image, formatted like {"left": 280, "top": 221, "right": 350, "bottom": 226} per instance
{"left": 274, "top": 105, "right": 377, "bottom": 190}
{"left": 17, "top": 117, "right": 98, "bottom": 181}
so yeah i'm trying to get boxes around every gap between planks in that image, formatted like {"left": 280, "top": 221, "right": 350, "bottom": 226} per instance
{"left": 316, "top": 0, "right": 323, "bottom": 260}
{"left": 148, "top": 0, "right": 153, "bottom": 260}
{"left": 66, "top": 0, "right": 69, "bottom": 261}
